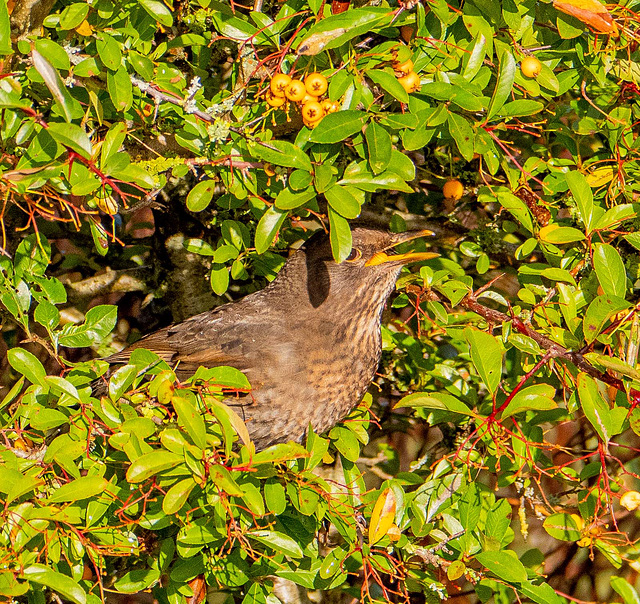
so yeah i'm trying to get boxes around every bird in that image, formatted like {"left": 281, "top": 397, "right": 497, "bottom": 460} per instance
{"left": 103, "top": 227, "right": 437, "bottom": 450}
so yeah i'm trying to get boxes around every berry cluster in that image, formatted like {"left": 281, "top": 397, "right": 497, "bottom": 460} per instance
{"left": 265, "top": 72, "right": 339, "bottom": 128}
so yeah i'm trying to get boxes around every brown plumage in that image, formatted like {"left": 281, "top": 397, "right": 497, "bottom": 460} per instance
{"left": 104, "top": 227, "right": 436, "bottom": 450}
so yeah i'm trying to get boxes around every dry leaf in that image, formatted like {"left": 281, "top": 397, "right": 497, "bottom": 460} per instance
{"left": 368, "top": 487, "right": 396, "bottom": 545}
{"left": 552, "top": 0, "right": 618, "bottom": 35}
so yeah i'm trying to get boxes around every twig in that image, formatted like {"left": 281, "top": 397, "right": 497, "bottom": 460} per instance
{"left": 457, "top": 292, "right": 640, "bottom": 404}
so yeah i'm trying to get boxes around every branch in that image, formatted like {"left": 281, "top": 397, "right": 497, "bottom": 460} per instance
{"left": 457, "top": 292, "right": 640, "bottom": 404}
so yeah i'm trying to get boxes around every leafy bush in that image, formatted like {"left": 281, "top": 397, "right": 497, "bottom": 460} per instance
{"left": 2, "top": 0, "right": 640, "bottom": 602}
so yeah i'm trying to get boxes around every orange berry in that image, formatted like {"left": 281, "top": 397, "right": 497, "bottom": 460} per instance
{"left": 270, "top": 73, "right": 291, "bottom": 97}
{"left": 302, "top": 100, "right": 324, "bottom": 122}
{"left": 397, "top": 71, "right": 421, "bottom": 93}
{"left": 521, "top": 56, "right": 541, "bottom": 79}
{"left": 394, "top": 59, "right": 414, "bottom": 77}
{"left": 303, "top": 118, "right": 320, "bottom": 129}
{"left": 321, "top": 99, "right": 339, "bottom": 113}
{"left": 285, "top": 79, "right": 306, "bottom": 102}
{"left": 443, "top": 179, "right": 464, "bottom": 200}
{"left": 305, "top": 72, "right": 328, "bottom": 97}
{"left": 265, "top": 90, "right": 287, "bottom": 107}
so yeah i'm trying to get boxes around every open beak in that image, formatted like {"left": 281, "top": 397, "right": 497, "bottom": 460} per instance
{"left": 365, "top": 229, "right": 439, "bottom": 267}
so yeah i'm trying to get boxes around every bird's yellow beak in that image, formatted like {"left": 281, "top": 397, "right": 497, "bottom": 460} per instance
{"left": 365, "top": 229, "right": 439, "bottom": 267}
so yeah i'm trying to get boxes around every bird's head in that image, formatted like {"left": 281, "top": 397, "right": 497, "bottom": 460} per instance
{"left": 296, "top": 227, "right": 438, "bottom": 309}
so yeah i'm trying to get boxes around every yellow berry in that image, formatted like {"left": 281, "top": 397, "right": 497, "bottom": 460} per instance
{"left": 397, "top": 71, "right": 421, "bottom": 93}
{"left": 304, "top": 72, "right": 328, "bottom": 97}
{"left": 521, "top": 56, "right": 541, "bottom": 79}
{"left": 302, "top": 100, "right": 324, "bottom": 122}
{"left": 270, "top": 73, "right": 291, "bottom": 97}
{"left": 285, "top": 79, "right": 306, "bottom": 102}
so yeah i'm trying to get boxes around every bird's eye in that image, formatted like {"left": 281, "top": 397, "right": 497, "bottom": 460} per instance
{"left": 346, "top": 248, "right": 362, "bottom": 262}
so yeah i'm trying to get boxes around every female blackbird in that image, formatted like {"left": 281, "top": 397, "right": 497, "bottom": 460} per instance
{"left": 105, "top": 227, "right": 437, "bottom": 450}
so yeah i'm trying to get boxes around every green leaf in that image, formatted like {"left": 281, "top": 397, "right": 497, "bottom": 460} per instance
{"left": 251, "top": 140, "right": 312, "bottom": 171}
{"left": 584, "top": 352, "right": 640, "bottom": 382}
{"left": 210, "top": 265, "right": 230, "bottom": 296}
{"left": 7, "top": 348, "right": 46, "bottom": 386}
{"left": 566, "top": 171, "right": 597, "bottom": 233}
{"left": 31, "top": 50, "right": 82, "bottom": 122}
{"left": 447, "top": 113, "right": 474, "bottom": 162}
{"left": 597, "top": 204, "right": 640, "bottom": 231}
{"left": 395, "top": 392, "right": 474, "bottom": 416}
{"left": 496, "top": 190, "right": 533, "bottom": 234}
{"left": 593, "top": 243, "right": 626, "bottom": 299}
{"left": 577, "top": 372, "right": 626, "bottom": 441}
{"left": 368, "top": 69, "right": 409, "bottom": 104}
{"left": 582, "top": 295, "right": 630, "bottom": 344}
{"left": 252, "top": 443, "right": 309, "bottom": 465}
{"left": 162, "top": 478, "right": 196, "bottom": 515}
{"left": 498, "top": 99, "right": 544, "bottom": 117}
{"left": 464, "top": 328, "right": 503, "bottom": 394}
{"left": 107, "top": 66, "right": 133, "bottom": 112}
{"left": 209, "top": 464, "right": 244, "bottom": 496}
{"left": 274, "top": 186, "right": 316, "bottom": 210}
{"left": 296, "top": 7, "right": 390, "bottom": 53}
{"left": 126, "top": 451, "right": 184, "bottom": 482}
{"left": 309, "top": 111, "right": 368, "bottom": 144}
{"left": 23, "top": 565, "right": 86, "bottom": 604}
{"left": 518, "top": 581, "right": 565, "bottom": 604}
{"left": 365, "top": 121, "right": 392, "bottom": 175}
{"left": 96, "top": 33, "right": 122, "bottom": 70}
{"left": 109, "top": 364, "right": 138, "bottom": 400}
{"left": 543, "top": 512, "right": 582, "bottom": 541}
{"left": 324, "top": 185, "right": 361, "bottom": 220}
{"left": 611, "top": 576, "right": 640, "bottom": 604}
{"left": 138, "top": 0, "right": 173, "bottom": 26}
{"left": 59, "top": 3, "right": 89, "bottom": 29}
{"left": 248, "top": 530, "right": 303, "bottom": 558}
{"left": 47, "top": 122, "right": 92, "bottom": 159}
{"left": 264, "top": 480, "right": 287, "bottom": 515}
{"left": 173, "top": 395, "right": 207, "bottom": 449}
{"left": 387, "top": 150, "right": 415, "bottom": 181}
{"left": 328, "top": 208, "right": 352, "bottom": 263}
{"left": 475, "top": 551, "right": 527, "bottom": 583}
{"left": 186, "top": 180, "right": 216, "bottom": 212}
{"left": 255, "top": 206, "right": 287, "bottom": 254}
{"left": 487, "top": 50, "right": 516, "bottom": 120}
{"left": 419, "top": 82, "right": 484, "bottom": 112}
{"left": 48, "top": 476, "right": 109, "bottom": 502}
{"left": 538, "top": 225, "right": 585, "bottom": 244}
{"left": 501, "top": 384, "right": 558, "bottom": 419}
{"left": 0, "top": 0, "right": 11, "bottom": 55}
{"left": 463, "top": 34, "right": 486, "bottom": 80}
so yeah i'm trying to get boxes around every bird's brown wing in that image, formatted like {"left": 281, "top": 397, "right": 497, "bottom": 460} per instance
{"left": 104, "top": 301, "right": 272, "bottom": 382}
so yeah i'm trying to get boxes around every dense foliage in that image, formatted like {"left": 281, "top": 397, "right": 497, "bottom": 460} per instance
{"left": 2, "top": 0, "right": 640, "bottom": 602}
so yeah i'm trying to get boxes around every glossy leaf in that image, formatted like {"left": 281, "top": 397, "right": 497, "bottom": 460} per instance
{"left": 23, "top": 565, "right": 86, "bottom": 604}
{"left": 328, "top": 208, "right": 352, "bottom": 263}
{"left": 487, "top": 51, "right": 516, "bottom": 120}
{"left": 464, "top": 328, "right": 503, "bottom": 394}
{"left": 309, "top": 111, "right": 368, "bottom": 143}
{"left": 186, "top": 180, "right": 216, "bottom": 212}
{"left": 255, "top": 206, "right": 287, "bottom": 253}
{"left": 593, "top": 243, "right": 626, "bottom": 299}
{"left": 365, "top": 121, "right": 392, "bottom": 176}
